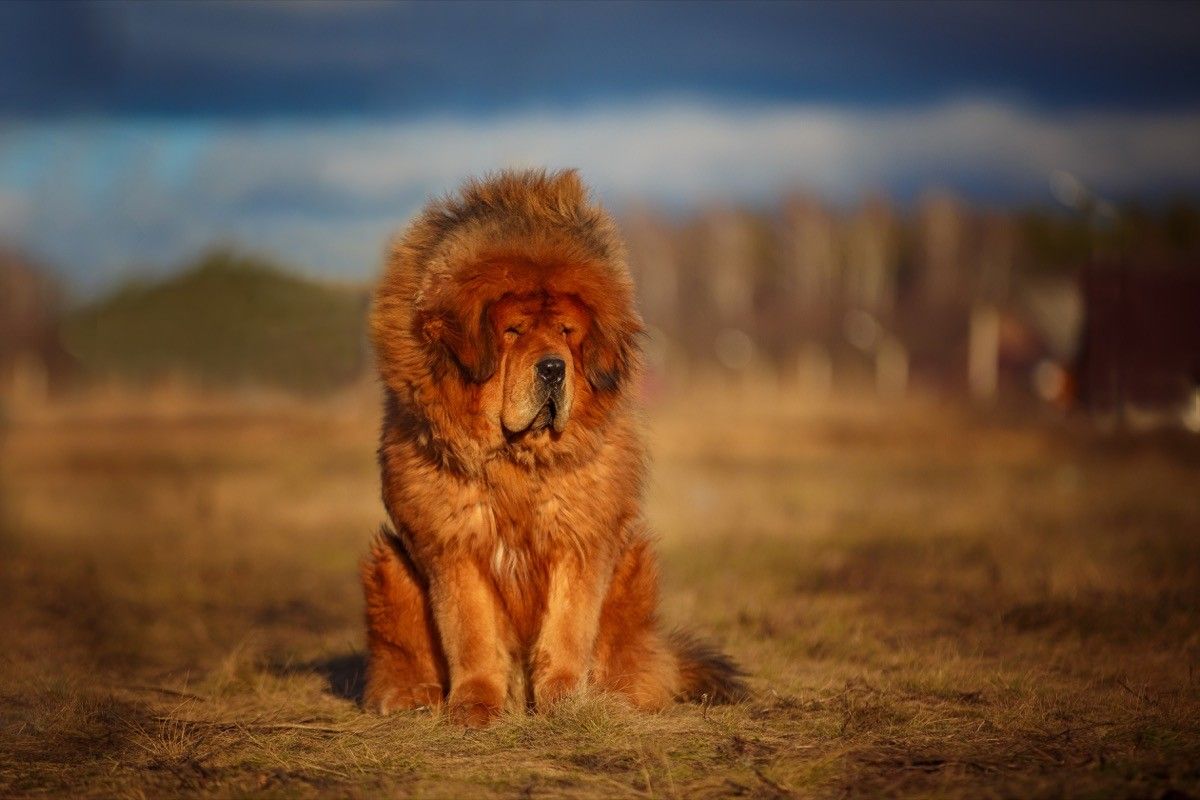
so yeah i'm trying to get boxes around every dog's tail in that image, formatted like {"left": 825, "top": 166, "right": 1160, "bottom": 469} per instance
{"left": 669, "top": 630, "right": 749, "bottom": 704}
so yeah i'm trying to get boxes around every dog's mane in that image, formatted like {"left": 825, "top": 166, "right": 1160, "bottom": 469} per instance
{"left": 402, "top": 168, "right": 623, "bottom": 283}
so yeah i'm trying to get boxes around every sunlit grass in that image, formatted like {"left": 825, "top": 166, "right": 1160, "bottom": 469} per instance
{"left": 2, "top": 386, "right": 1198, "bottom": 797}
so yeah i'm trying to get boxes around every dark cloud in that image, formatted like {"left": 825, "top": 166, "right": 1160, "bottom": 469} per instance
{"left": 2, "top": 0, "right": 1200, "bottom": 119}
{"left": 4, "top": 1, "right": 1199, "bottom": 290}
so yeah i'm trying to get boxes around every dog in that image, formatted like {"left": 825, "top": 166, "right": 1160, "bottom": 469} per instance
{"left": 362, "top": 168, "right": 745, "bottom": 726}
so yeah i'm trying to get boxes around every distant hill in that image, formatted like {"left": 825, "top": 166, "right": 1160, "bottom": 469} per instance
{"left": 63, "top": 250, "right": 370, "bottom": 394}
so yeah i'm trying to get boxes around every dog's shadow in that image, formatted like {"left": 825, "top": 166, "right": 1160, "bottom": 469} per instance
{"left": 270, "top": 652, "right": 366, "bottom": 705}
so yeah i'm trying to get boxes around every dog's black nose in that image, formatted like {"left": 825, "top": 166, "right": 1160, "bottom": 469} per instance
{"left": 536, "top": 356, "right": 566, "bottom": 384}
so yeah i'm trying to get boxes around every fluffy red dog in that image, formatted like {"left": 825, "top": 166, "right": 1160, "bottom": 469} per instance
{"left": 362, "top": 169, "right": 745, "bottom": 726}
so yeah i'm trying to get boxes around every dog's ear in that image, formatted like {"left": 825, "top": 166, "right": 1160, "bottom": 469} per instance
{"left": 581, "top": 312, "right": 641, "bottom": 392}
{"left": 421, "top": 299, "right": 497, "bottom": 383}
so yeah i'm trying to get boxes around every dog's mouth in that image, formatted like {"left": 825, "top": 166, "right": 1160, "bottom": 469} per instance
{"left": 502, "top": 375, "right": 572, "bottom": 438}
{"left": 530, "top": 393, "right": 561, "bottom": 432}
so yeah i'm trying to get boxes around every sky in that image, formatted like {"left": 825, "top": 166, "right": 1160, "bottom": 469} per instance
{"left": 2, "top": 0, "right": 1200, "bottom": 292}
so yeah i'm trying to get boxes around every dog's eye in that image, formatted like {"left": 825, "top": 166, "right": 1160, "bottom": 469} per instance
{"left": 505, "top": 326, "right": 522, "bottom": 337}
{"left": 561, "top": 326, "right": 575, "bottom": 336}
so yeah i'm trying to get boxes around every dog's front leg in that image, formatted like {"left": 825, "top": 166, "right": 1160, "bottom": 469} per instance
{"left": 428, "top": 559, "right": 510, "bottom": 727}
{"left": 530, "top": 556, "right": 608, "bottom": 710}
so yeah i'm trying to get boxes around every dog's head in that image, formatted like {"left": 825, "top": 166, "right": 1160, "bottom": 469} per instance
{"left": 373, "top": 170, "right": 641, "bottom": 462}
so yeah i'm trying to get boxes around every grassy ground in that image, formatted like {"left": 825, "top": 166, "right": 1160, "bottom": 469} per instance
{"left": 1, "top": 386, "right": 1198, "bottom": 798}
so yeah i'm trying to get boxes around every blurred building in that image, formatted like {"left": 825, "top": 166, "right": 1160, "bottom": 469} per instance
{"left": 1077, "top": 263, "right": 1200, "bottom": 425}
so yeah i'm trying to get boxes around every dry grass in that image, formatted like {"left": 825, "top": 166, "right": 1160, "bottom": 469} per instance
{"left": 1, "top": 385, "right": 1198, "bottom": 798}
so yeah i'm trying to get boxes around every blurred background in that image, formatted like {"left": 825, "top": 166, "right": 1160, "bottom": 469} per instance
{"left": 4, "top": 4, "right": 1200, "bottom": 796}
{"left": 1, "top": 0, "right": 1198, "bottom": 422}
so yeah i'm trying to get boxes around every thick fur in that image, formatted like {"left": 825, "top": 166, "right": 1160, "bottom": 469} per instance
{"left": 362, "top": 169, "right": 746, "bottom": 725}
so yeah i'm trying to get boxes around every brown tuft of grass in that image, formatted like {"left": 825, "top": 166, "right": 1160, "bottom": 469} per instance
{"left": 2, "top": 386, "right": 1198, "bottom": 798}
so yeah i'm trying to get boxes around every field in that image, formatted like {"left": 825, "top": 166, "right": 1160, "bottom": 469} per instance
{"left": 2, "top": 387, "right": 1199, "bottom": 799}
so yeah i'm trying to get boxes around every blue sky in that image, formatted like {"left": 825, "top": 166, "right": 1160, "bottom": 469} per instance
{"left": 2, "top": 1, "right": 1199, "bottom": 291}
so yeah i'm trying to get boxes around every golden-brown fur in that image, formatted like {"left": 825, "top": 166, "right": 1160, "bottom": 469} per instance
{"left": 362, "top": 169, "right": 745, "bottom": 726}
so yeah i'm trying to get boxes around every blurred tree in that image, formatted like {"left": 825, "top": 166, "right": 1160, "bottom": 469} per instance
{"left": 0, "top": 249, "right": 73, "bottom": 404}
{"left": 62, "top": 248, "right": 369, "bottom": 395}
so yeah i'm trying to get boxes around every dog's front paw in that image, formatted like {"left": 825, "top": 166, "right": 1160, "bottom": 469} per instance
{"left": 534, "top": 670, "right": 584, "bottom": 710}
{"left": 364, "top": 675, "right": 443, "bottom": 716}
{"left": 446, "top": 676, "right": 505, "bottom": 727}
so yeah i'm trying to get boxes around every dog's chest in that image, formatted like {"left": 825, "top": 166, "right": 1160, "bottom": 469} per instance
{"left": 484, "top": 491, "right": 563, "bottom": 579}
